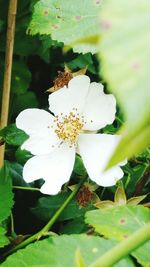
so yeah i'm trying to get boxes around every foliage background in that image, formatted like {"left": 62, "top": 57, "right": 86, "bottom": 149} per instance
{"left": 0, "top": 0, "right": 149, "bottom": 266}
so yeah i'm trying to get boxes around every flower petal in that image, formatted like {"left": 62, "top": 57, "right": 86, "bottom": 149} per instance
{"left": 23, "top": 143, "right": 75, "bottom": 195}
{"left": 82, "top": 82, "right": 116, "bottom": 130}
{"left": 77, "top": 133, "right": 125, "bottom": 186}
{"left": 21, "top": 129, "right": 60, "bottom": 155}
{"left": 48, "top": 75, "right": 90, "bottom": 116}
{"left": 16, "top": 108, "right": 54, "bottom": 134}
{"left": 97, "top": 167, "right": 124, "bottom": 187}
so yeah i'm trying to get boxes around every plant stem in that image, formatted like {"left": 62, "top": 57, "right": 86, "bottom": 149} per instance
{"left": 10, "top": 212, "right": 16, "bottom": 238}
{"left": 133, "top": 166, "right": 150, "bottom": 196}
{"left": 116, "top": 116, "right": 123, "bottom": 125}
{"left": 90, "top": 222, "right": 150, "bottom": 267}
{"left": 0, "top": 0, "right": 18, "bottom": 168}
{"left": 13, "top": 186, "right": 41, "bottom": 192}
{"left": 3, "top": 176, "right": 86, "bottom": 257}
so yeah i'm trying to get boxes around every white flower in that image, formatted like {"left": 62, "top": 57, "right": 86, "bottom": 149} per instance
{"left": 16, "top": 75, "right": 126, "bottom": 195}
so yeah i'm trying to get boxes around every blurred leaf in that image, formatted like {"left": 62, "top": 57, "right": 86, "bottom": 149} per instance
{"left": 0, "top": 19, "right": 4, "bottom": 32}
{"left": 0, "top": 162, "right": 14, "bottom": 248}
{"left": 0, "top": 162, "right": 14, "bottom": 222}
{"left": 95, "top": 200, "right": 114, "bottom": 209}
{"left": 0, "top": 61, "right": 31, "bottom": 94}
{"left": 0, "top": 226, "right": 10, "bottom": 248}
{"left": 85, "top": 205, "right": 150, "bottom": 240}
{"left": 85, "top": 205, "right": 150, "bottom": 266}
{"left": 28, "top": 0, "right": 101, "bottom": 54}
{"left": 123, "top": 163, "right": 148, "bottom": 196}
{"left": 99, "top": 0, "right": 150, "bottom": 166}
{"left": 12, "top": 91, "right": 38, "bottom": 116}
{"left": 11, "top": 62, "right": 31, "bottom": 94}
{"left": 132, "top": 240, "right": 150, "bottom": 267}
{"left": 0, "top": 235, "right": 135, "bottom": 267}
{"left": 60, "top": 217, "right": 88, "bottom": 234}
{"left": 0, "top": 124, "right": 28, "bottom": 146}
{"left": 114, "top": 183, "right": 127, "bottom": 205}
{"left": 75, "top": 249, "right": 86, "bottom": 267}
{"left": 32, "top": 192, "right": 93, "bottom": 222}
{"left": 127, "top": 195, "right": 147, "bottom": 206}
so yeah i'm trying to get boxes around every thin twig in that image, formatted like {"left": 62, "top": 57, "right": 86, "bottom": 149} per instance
{"left": 13, "top": 186, "right": 41, "bottom": 192}
{"left": 0, "top": 0, "right": 18, "bottom": 167}
{"left": 133, "top": 168, "right": 150, "bottom": 196}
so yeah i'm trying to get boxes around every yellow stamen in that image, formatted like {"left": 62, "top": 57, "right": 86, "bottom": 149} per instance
{"left": 54, "top": 111, "right": 84, "bottom": 145}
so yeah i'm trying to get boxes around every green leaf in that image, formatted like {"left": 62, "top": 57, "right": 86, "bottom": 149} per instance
{"left": 75, "top": 249, "right": 86, "bottom": 267}
{"left": 85, "top": 205, "right": 150, "bottom": 266}
{"left": 1, "top": 235, "right": 135, "bottom": 267}
{"left": 12, "top": 91, "right": 38, "bottom": 116}
{"left": 0, "top": 19, "right": 4, "bottom": 32}
{"left": 132, "top": 240, "right": 150, "bottom": 267}
{"left": 114, "top": 182, "right": 127, "bottom": 205}
{"left": 32, "top": 192, "right": 93, "bottom": 222}
{"left": 60, "top": 217, "right": 88, "bottom": 234}
{"left": 123, "top": 163, "right": 148, "bottom": 196}
{"left": 99, "top": 0, "right": 150, "bottom": 165}
{"left": 0, "top": 162, "right": 14, "bottom": 222}
{"left": 11, "top": 61, "right": 32, "bottom": 94}
{"left": 66, "top": 53, "right": 96, "bottom": 74}
{"left": 0, "top": 124, "right": 28, "bottom": 146}
{"left": 0, "top": 162, "right": 14, "bottom": 248}
{"left": 15, "top": 148, "right": 32, "bottom": 165}
{"left": 0, "top": 226, "right": 10, "bottom": 248}
{"left": 85, "top": 205, "right": 150, "bottom": 240}
{"left": 0, "top": 61, "right": 31, "bottom": 95}
{"left": 74, "top": 155, "right": 86, "bottom": 176}
{"left": 28, "top": 0, "right": 101, "bottom": 54}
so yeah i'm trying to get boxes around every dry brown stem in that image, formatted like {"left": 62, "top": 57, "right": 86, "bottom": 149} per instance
{"left": 0, "top": 0, "right": 18, "bottom": 167}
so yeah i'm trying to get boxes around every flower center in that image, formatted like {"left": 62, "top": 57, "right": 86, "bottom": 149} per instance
{"left": 54, "top": 111, "right": 84, "bottom": 145}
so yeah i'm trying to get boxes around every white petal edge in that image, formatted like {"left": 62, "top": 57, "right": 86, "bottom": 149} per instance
{"left": 48, "top": 75, "right": 90, "bottom": 116}
{"left": 21, "top": 129, "right": 60, "bottom": 156}
{"left": 23, "top": 142, "right": 76, "bottom": 195}
{"left": 82, "top": 82, "right": 116, "bottom": 131}
{"left": 77, "top": 133, "right": 126, "bottom": 186}
{"left": 16, "top": 108, "right": 55, "bottom": 135}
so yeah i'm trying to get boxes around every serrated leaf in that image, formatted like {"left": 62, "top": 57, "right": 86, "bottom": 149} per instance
{"left": 28, "top": 0, "right": 101, "bottom": 54}
{"left": 99, "top": 0, "right": 150, "bottom": 165}
{"left": 0, "top": 124, "right": 28, "bottom": 146}
{"left": 32, "top": 192, "right": 93, "bottom": 222}
{"left": 1, "top": 235, "right": 135, "bottom": 267}
{"left": 0, "top": 162, "right": 14, "bottom": 222}
{"left": 85, "top": 205, "right": 150, "bottom": 266}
